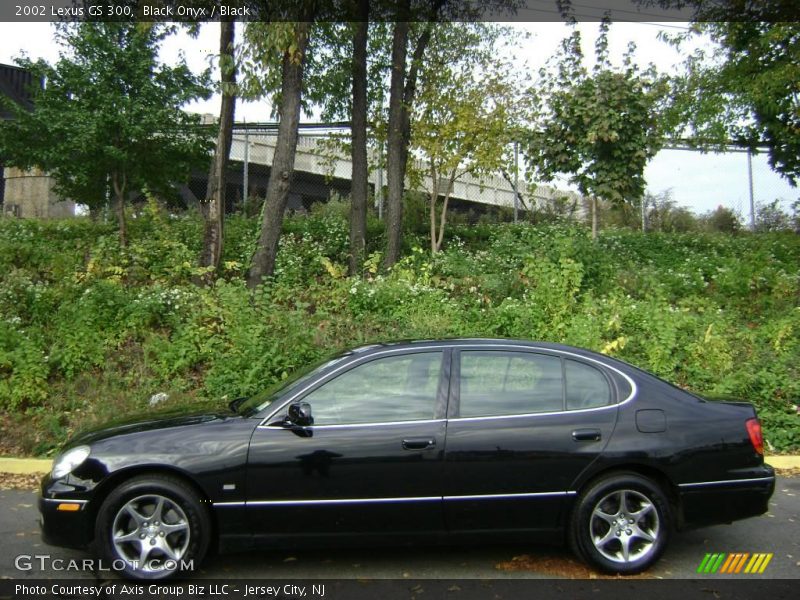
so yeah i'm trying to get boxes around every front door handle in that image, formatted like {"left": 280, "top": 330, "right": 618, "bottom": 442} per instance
{"left": 402, "top": 438, "right": 436, "bottom": 450}
{"left": 572, "top": 428, "right": 602, "bottom": 442}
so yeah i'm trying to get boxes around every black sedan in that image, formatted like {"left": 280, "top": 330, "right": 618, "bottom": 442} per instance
{"left": 39, "top": 339, "right": 775, "bottom": 579}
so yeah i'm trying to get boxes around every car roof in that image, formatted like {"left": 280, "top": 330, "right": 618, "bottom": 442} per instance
{"left": 349, "top": 338, "right": 603, "bottom": 359}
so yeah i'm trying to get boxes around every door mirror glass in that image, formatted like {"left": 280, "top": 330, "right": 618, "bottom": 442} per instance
{"left": 287, "top": 402, "right": 314, "bottom": 426}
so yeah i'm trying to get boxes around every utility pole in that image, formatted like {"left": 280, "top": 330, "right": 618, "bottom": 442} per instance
{"left": 513, "top": 141, "right": 519, "bottom": 223}
{"left": 243, "top": 124, "right": 250, "bottom": 214}
{"left": 747, "top": 148, "right": 755, "bottom": 230}
{"left": 641, "top": 195, "right": 646, "bottom": 233}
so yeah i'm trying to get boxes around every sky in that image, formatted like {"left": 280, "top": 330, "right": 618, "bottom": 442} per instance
{"left": 0, "top": 20, "right": 796, "bottom": 218}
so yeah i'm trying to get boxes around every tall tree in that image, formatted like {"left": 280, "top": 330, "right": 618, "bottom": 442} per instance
{"left": 663, "top": 20, "right": 800, "bottom": 185}
{"left": 0, "top": 23, "right": 211, "bottom": 245}
{"left": 246, "top": 21, "right": 312, "bottom": 287}
{"left": 523, "top": 23, "right": 671, "bottom": 239}
{"left": 349, "top": 2, "right": 369, "bottom": 275}
{"left": 382, "top": 0, "right": 519, "bottom": 267}
{"left": 294, "top": 19, "right": 391, "bottom": 273}
{"left": 383, "top": 19, "right": 412, "bottom": 268}
{"left": 198, "top": 21, "right": 237, "bottom": 283}
{"left": 411, "top": 23, "right": 524, "bottom": 254}
{"left": 633, "top": 2, "right": 799, "bottom": 183}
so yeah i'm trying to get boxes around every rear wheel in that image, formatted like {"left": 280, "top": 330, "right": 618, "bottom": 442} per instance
{"left": 95, "top": 475, "right": 210, "bottom": 579}
{"left": 569, "top": 472, "right": 671, "bottom": 574}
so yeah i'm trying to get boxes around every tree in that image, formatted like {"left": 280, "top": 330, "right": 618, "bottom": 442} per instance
{"left": 411, "top": 23, "right": 522, "bottom": 254}
{"left": 198, "top": 21, "right": 237, "bottom": 283}
{"left": 523, "top": 23, "right": 671, "bottom": 239}
{"left": 349, "top": 3, "right": 369, "bottom": 275}
{"left": 754, "top": 200, "right": 792, "bottom": 232}
{"left": 245, "top": 21, "right": 312, "bottom": 287}
{"left": 643, "top": 189, "right": 699, "bottom": 233}
{"left": 641, "top": 1, "right": 799, "bottom": 184}
{"left": 663, "top": 20, "right": 800, "bottom": 186}
{"left": 703, "top": 205, "right": 741, "bottom": 233}
{"left": 285, "top": 19, "right": 391, "bottom": 275}
{"left": 381, "top": 0, "right": 523, "bottom": 267}
{"left": 0, "top": 23, "right": 211, "bottom": 244}
{"left": 383, "top": 18, "right": 414, "bottom": 268}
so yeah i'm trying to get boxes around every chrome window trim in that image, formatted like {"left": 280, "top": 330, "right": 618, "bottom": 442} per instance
{"left": 213, "top": 490, "right": 577, "bottom": 508}
{"left": 678, "top": 476, "right": 775, "bottom": 489}
{"left": 257, "top": 343, "right": 638, "bottom": 428}
{"left": 259, "top": 346, "right": 450, "bottom": 427}
{"left": 449, "top": 402, "right": 620, "bottom": 422}
{"left": 260, "top": 418, "right": 446, "bottom": 431}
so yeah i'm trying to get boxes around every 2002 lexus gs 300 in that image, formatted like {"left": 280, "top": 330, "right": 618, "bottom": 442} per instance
{"left": 40, "top": 339, "right": 775, "bottom": 579}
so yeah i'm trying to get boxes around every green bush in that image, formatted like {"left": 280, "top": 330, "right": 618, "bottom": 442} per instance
{"left": 0, "top": 214, "right": 797, "bottom": 454}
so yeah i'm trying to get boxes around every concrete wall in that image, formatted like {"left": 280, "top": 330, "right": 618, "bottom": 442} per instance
{"left": 2, "top": 166, "right": 74, "bottom": 218}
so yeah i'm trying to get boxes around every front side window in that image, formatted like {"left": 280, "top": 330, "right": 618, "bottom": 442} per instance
{"left": 300, "top": 352, "right": 443, "bottom": 425}
{"left": 458, "top": 351, "right": 564, "bottom": 417}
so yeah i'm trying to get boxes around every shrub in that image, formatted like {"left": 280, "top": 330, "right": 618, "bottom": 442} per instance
{"left": 0, "top": 215, "right": 798, "bottom": 453}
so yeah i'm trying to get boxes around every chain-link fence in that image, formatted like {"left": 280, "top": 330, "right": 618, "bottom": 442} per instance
{"left": 645, "top": 146, "right": 797, "bottom": 231}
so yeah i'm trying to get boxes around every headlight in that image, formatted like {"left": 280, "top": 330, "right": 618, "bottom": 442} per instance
{"left": 51, "top": 445, "right": 91, "bottom": 479}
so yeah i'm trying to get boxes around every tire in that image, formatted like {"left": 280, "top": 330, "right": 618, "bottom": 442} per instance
{"left": 94, "top": 474, "right": 211, "bottom": 580}
{"left": 569, "top": 472, "right": 671, "bottom": 574}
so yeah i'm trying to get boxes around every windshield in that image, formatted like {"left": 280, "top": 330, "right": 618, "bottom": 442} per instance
{"left": 238, "top": 352, "right": 351, "bottom": 417}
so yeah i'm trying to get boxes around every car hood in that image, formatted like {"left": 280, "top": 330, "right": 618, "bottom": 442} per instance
{"left": 67, "top": 409, "right": 237, "bottom": 448}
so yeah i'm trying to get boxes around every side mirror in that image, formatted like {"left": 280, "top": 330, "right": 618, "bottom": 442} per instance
{"left": 287, "top": 402, "right": 314, "bottom": 427}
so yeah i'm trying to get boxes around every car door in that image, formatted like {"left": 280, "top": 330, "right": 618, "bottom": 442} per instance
{"left": 443, "top": 347, "right": 619, "bottom": 533}
{"left": 245, "top": 349, "right": 450, "bottom": 540}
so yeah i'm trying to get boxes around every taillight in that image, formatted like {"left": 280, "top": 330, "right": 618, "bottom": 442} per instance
{"left": 746, "top": 418, "right": 764, "bottom": 455}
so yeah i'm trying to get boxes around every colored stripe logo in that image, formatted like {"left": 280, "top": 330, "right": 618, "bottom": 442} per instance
{"left": 697, "top": 553, "right": 773, "bottom": 574}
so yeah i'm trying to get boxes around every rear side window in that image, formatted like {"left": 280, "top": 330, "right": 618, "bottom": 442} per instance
{"left": 565, "top": 360, "right": 611, "bottom": 409}
{"left": 459, "top": 351, "right": 563, "bottom": 417}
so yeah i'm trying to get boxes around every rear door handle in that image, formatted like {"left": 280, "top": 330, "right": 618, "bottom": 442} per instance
{"left": 402, "top": 438, "right": 436, "bottom": 450}
{"left": 572, "top": 428, "right": 602, "bottom": 442}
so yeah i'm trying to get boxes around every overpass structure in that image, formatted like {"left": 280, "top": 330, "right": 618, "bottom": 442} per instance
{"left": 219, "top": 126, "right": 584, "bottom": 215}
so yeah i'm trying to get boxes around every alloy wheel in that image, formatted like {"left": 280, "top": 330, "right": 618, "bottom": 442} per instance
{"left": 589, "top": 488, "right": 660, "bottom": 564}
{"left": 111, "top": 494, "right": 190, "bottom": 573}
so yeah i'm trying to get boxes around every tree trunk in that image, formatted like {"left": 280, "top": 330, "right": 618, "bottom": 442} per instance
{"left": 434, "top": 173, "right": 455, "bottom": 253}
{"left": 384, "top": 19, "right": 437, "bottom": 268}
{"left": 349, "top": 6, "right": 369, "bottom": 276}
{"left": 429, "top": 164, "right": 438, "bottom": 255}
{"left": 384, "top": 20, "right": 409, "bottom": 269}
{"left": 247, "top": 22, "right": 310, "bottom": 288}
{"left": 111, "top": 171, "right": 127, "bottom": 247}
{"left": 591, "top": 195, "right": 598, "bottom": 240}
{"left": 199, "top": 20, "right": 236, "bottom": 285}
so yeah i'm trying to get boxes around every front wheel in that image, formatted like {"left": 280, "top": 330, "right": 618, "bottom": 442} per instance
{"left": 95, "top": 475, "right": 211, "bottom": 579}
{"left": 569, "top": 472, "right": 671, "bottom": 574}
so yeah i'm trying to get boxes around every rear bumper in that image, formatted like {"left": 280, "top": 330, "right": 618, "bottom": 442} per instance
{"left": 677, "top": 465, "right": 775, "bottom": 529}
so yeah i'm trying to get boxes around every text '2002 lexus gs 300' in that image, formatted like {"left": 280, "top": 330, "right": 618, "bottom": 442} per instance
{"left": 39, "top": 339, "right": 775, "bottom": 579}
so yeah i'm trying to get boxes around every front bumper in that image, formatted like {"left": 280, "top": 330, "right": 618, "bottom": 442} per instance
{"left": 677, "top": 464, "right": 776, "bottom": 529}
{"left": 38, "top": 474, "right": 94, "bottom": 549}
